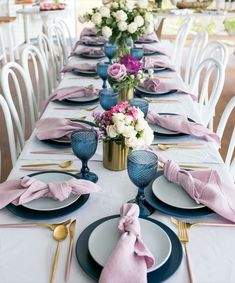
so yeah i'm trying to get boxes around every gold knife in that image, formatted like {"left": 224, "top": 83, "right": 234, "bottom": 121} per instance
{"left": 65, "top": 220, "right": 76, "bottom": 281}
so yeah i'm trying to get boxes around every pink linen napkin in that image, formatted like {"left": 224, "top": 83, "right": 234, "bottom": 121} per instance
{"left": 146, "top": 110, "right": 220, "bottom": 145}
{"left": 142, "top": 44, "right": 168, "bottom": 56}
{"left": 143, "top": 57, "right": 175, "bottom": 71}
{"left": 0, "top": 176, "right": 101, "bottom": 209}
{"left": 71, "top": 47, "right": 104, "bottom": 56}
{"left": 163, "top": 160, "right": 235, "bottom": 222}
{"left": 138, "top": 33, "right": 159, "bottom": 42}
{"left": 99, "top": 203, "right": 155, "bottom": 283}
{"left": 35, "top": 118, "right": 88, "bottom": 140}
{"left": 140, "top": 78, "right": 196, "bottom": 100}
{"left": 80, "top": 27, "right": 97, "bottom": 38}
{"left": 80, "top": 35, "right": 107, "bottom": 43}
{"left": 62, "top": 63, "right": 97, "bottom": 73}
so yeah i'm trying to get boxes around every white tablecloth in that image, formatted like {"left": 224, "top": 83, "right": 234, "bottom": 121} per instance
{"left": 0, "top": 41, "right": 234, "bottom": 283}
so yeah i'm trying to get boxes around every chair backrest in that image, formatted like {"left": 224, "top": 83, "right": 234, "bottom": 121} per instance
{"left": 216, "top": 96, "right": 235, "bottom": 179}
{"left": 21, "top": 45, "right": 50, "bottom": 110}
{"left": 198, "top": 41, "right": 229, "bottom": 69}
{"left": 190, "top": 58, "right": 225, "bottom": 127}
{"left": 37, "top": 33, "right": 58, "bottom": 92}
{"left": 0, "top": 94, "right": 19, "bottom": 166}
{"left": 0, "top": 28, "right": 7, "bottom": 65}
{"left": 184, "top": 30, "right": 208, "bottom": 85}
{"left": 54, "top": 17, "right": 73, "bottom": 51}
{"left": 171, "top": 17, "right": 192, "bottom": 73}
{"left": 47, "top": 23, "right": 68, "bottom": 70}
{"left": 1, "top": 62, "right": 36, "bottom": 147}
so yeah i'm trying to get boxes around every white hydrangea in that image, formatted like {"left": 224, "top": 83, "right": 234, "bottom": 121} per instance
{"left": 134, "top": 15, "right": 144, "bottom": 27}
{"left": 91, "top": 12, "right": 102, "bottom": 25}
{"left": 126, "top": 0, "right": 134, "bottom": 10}
{"left": 112, "top": 2, "right": 119, "bottom": 9}
{"left": 138, "top": 0, "right": 149, "bottom": 9}
{"left": 100, "top": 6, "right": 110, "bottom": 17}
{"left": 107, "top": 125, "right": 118, "bottom": 138}
{"left": 127, "top": 22, "right": 138, "bottom": 34}
{"left": 78, "top": 15, "right": 86, "bottom": 24}
{"left": 115, "top": 10, "right": 127, "bottom": 22}
{"left": 145, "top": 24, "right": 154, "bottom": 34}
{"left": 118, "top": 21, "right": 127, "bottom": 32}
{"left": 102, "top": 26, "right": 112, "bottom": 37}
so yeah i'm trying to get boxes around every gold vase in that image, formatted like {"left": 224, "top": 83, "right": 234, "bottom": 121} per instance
{"left": 118, "top": 87, "right": 134, "bottom": 103}
{"left": 103, "top": 140, "right": 128, "bottom": 171}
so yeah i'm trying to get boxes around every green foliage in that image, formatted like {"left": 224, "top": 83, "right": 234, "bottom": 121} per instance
{"left": 224, "top": 19, "right": 235, "bottom": 35}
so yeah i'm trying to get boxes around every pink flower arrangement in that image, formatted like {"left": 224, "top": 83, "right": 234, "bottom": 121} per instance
{"left": 120, "top": 55, "right": 142, "bottom": 74}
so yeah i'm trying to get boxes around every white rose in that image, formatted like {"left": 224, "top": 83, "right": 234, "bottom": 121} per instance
{"left": 135, "top": 118, "right": 146, "bottom": 131}
{"left": 91, "top": 12, "right": 102, "bottom": 25}
{"left": 145, "top": 13, "right": 153, "bottom": 23}
{"left": 137, "top": 108, "right": 145, "bottom": 118}
{"left": 118, "top": 21, "right": 127, "bottom": 32}
{"left": 112, "top": 2, "right": 118, "bottom": 9}
{"left": 145, "top": 24, "right": 154, "bottom": 35}
{"left": 125, "top": 136, "right": 139, "bottom": 148}
{"left": 125, "top": 115, "right": 133, "bottom": 125}
{"left": 112, "top": 113, "right": 126, "bottom": 123}
{"left": 78, "top": 15, "right": 86, "bottom": 24}
{"left": 127, "top": 22, "right": 138, "bottom": 34}
{"left": 123, "top": 126, "right": 137, "bottom": 138}
{"left": 115, "top": 10, "right": 127, "bottom": 22}
{"left": 102, "top": 26, "right": 112, "bottom": 37}
{"left": 134, "top": 15, "right": 144, "bottom": 27}
{"left": 115, "top": 121, "right": 126, "bottom": 134}
{"left": 107, "top": 125, "right": 118, "bottom": 138}
{"left": 142, "top": 126, "right": 154, "bottom": 146}
{"left": 138, "top": 0, "right": 148, "bottom": 9}
{"left": 100, "top": 6, "right": 110, "bottom": 17}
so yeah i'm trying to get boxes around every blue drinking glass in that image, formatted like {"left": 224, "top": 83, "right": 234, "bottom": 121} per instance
{"left": 129, "top": 98, "right": 149, "bottom": 118}
{"left": 99, "top": 88, "right": 118, "bottom": 110}
{"left": 104, "top": 44, "right": 117, "bottom": 64}
{"left": 131, "top": 47, "right": 144, "bottom": 60}
{"left": 96, "top": 62, "right": 110, "bottom": 89}
{"left": 127, "top": 150, "right": 158, "bottom": 217}
{"left": 71, "top": 129, "right": 98, "bottom": 183}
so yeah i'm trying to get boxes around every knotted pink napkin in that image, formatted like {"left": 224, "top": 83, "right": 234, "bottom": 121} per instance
{"left": 80, "top": 27, "right": 96, "bottom": 38}
{"left": 146, "top": 110, "right": 220, "bottom": 145}
{"left": 143, "top": 57, "right": 175, "bottom": 71}
{"left": 163, "top": 160, "right": 235, "bottom": 222}
{"left": 138, "top": 33, "right": 159, "bottom": 42}
{"left": 0, "top": 176, "right": 101, "bottom": 209}
{"left": 80, "top": 36, "right": 107, "bottom": 43}
{"left": 62, "top": 63, "right": 96, "bottom": 73}
{"left": 99, "top": 203, "right": 155, "bottom": 283}
{"left": 140, "top": 78, "right": 196, "bottom": 100}
{"left": 71, "top": 47, "right": 104, "bottom": 56}
{"left": 143, "top": 44, "right": 168, "bottom": 56}
{"left": 36, "top": 118, "right": 87, "bottom": 140}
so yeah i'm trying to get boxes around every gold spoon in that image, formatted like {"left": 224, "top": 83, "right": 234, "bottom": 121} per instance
{"left": 158, "top": 144, "right": 204, "bottom": 151}
{"left": 50, "top": 225, "right": 68, "bottom": 283}
{"left": 21, "top": 160, "right": 73, "bottom": 168}
{"left": 158, "top": 161, "right": 209, "bottom": 169}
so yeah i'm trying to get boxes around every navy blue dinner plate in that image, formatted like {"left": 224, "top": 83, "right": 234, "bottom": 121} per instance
{"left": 135, "top": 88, "right": 177, "bottom": 98}
{"left": 72, "top": 70, "right": 97, "bottom": 77}
{"left": 6, "top": 171, "right": 89, "bottom": 220}
{"left": 76, "top": 215, "right": 183, "bottom": 282}
{"left": 135, "top": 39, "right": 158, "bottom": 44}
{"left": 145, "top": 171, "right": 214, "bottom": 219}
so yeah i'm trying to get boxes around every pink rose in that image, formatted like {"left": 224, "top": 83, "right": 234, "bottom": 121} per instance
{"left": 108, "top": 63, "right": 127, "bottom": 82}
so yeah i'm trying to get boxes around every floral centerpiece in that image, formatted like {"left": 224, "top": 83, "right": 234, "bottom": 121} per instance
{"left": 93, "top": 101, "right": 154, "bottom": 170}
{"left": 79, "top": 0, "right": 154, "bottom": 57}
{"left": 107, "top": 54, "right": 152, "bottom": 102}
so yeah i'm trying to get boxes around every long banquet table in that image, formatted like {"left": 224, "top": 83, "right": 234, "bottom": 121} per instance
{"left": 0, "top": 38, "right": 235, "bottom": 283}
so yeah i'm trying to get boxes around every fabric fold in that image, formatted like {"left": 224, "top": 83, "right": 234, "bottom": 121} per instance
{"left": 137, "top": 33, "right": 159, "bottom": 42}
{"left": 62, "top": 63, "right": 97, "bottom": 73}
{"left": 143, "top": 57, "right": 175, "bottom": 71}
{"left": 35, "top": 118, "right": 88, "bottom": 140}
{"left": 146, "top": 111, "right": 220, "bottom": 145}
{"left": 80, "top": 27, "right": 96, "bottom": 38}
{"left": 142, "top": 44, "right": 168, "bottom": 56}
{"left": 99, "top": 203, "right": 155, "bottom": 283}
{"left": 0, "top": 176, "right": 101, "bottom": 209}
{"left": 163, "top": 160, "right": 235, "bottom": 222}
{"left": 71, "top": 47, "right": 104, "bottom": 57}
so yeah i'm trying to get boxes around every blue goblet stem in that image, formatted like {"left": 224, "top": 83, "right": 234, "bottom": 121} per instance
{"left": 102, "top": 79, "right": 107, "bottom": 89}
{"left": 81, "top": 160, "right": 89, "bottom": 176}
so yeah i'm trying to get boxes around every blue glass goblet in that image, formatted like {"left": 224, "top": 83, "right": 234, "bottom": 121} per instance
{"left": 104, "top": 44, "right": 117, "bottom": 64}
{"left": 131, "top": 47, "right": 144, "bottom": 60}
{"left": 129, "top": 98, "right": 149, "bottom": 118}
{"left": 96, "top": 62, "right": 110, "bottom": 89}
{"left": 99, "top": 88, "right": 118, "bottom": 110}
{"left": 71, "top": 129, "right": 98, "bottom": 183}
{"left": 127, "top": 150, "right": 158, "bottom": 217}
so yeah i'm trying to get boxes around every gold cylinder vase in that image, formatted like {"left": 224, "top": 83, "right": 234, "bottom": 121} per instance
{"left": 103, "top": 140, "right": 128, "bottom": 171}
{"left": 118, "top": 88, "right": 134, "bottom": 103}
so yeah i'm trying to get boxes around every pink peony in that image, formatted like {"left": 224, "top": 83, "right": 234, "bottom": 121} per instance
{"left": 108, "top": 63, "right": 127, "bottom": 82}
{"left": 120, "top": 55, "right": 142, "bottom": 74}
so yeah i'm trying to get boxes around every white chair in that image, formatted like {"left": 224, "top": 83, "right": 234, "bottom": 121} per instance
{"left": 184, "top": 30, "right": 208, "bottom": 86}
{"left": 47, "top": 23, "right": 68, "bottom": 70}
{"left": 21, "top": 44, "right": 50, "bottom": 109}
{"left": 190, "top": 58, "right": 225, "bottom": 128}
{"left": 171, "top": 17, "right": 192, "bottom": 73}
{"left": 0, "top": 28, "right": 7, "bottom": 65}
{"left": 4, "top": 23, "right": 20, "bottom": 62}
{"left": 1, "top": 62, "right": 37, "bottom": 147}
{"left": 54, "top": 17, "right": 74, "bottom": 51}
{"left": 0, "top": 94, "right": 19, "bottom": 167}
{"left": 216, "top": 96, "right": 235, "bottom": 180}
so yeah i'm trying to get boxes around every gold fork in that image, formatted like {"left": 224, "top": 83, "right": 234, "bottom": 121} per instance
{"left": 178, "top": 221, "right": 194, "bottom": 283}
{"left": 171, "top": 217, "right": 235, "bottom": 228}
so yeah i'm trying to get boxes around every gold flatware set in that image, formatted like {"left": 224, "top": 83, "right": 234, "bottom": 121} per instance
{"left": 155, "top": 143, "right": 205, "bottom": 151}
{"left": 158, "top": 161, "right": 209, "bottom": 169}
{"left": 144, "top": 97, "right": 179, "bottom": 103}
{"left": 54, "top": 105, "right": 98, "bottom": 111}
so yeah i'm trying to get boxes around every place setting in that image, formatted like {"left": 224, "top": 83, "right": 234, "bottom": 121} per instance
{"left": 134, "top": 32, "right": 159, "bottom": 44}
{"left": 62, "top": 63, "right": 98, "bottom": 77}
{"left": 71, "top": 46, "right": 106, "bottom": 59}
